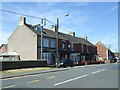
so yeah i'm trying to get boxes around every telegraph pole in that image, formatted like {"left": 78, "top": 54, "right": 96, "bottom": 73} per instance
{"left": 108, "top": 45, "right": 111, "bottom": 50}
{"left": 41, "top": 19, "right": 43, "bottom": 60}
{"left": 56, "top": 18, "right": 59, "bottom": 67}
{"left": 55, "top": 15, "right": 69, "bottom": 67}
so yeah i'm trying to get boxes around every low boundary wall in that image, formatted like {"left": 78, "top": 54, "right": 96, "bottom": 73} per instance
{"left": 0, "top": 61, "right": 47, "bottom": 70}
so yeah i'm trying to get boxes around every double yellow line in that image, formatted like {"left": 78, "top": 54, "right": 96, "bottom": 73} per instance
{"left": 26, "top": 80, "right": 40, "bottom": 83}
{"left": 47, "top": 76, "right": 56, "bottom": 79}
{"left": 2, "top": 75, "right": 56, "bottom": 88}
{"left": 1, "top": 74, "right": 39, "bottom": 80}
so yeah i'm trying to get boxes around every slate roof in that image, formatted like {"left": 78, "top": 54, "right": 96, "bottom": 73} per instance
{"left": 25, "top": 24, "right": 95, "bottom": 47}
{"left": 59, "top": 33, "right": 95, "bottom": 46}
{"left": 25, "top": 24, "right": 68, "bottom": 40}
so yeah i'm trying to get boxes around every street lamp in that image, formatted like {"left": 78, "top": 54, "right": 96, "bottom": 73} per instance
{"left": 56, "top": 14, "right": 69, "bottom": 67}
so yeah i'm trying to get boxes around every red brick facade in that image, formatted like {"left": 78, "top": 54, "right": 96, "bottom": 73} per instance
{"left": 58, "top": 39, "right": 70, "bottom": 60}
{"left": 95, "top": 43, "right": 107, "bottom": 60}
{"left": 74, "top": 43, "right": 82, "bottom": 53}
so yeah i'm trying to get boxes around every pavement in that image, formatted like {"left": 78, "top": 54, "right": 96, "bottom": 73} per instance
{"left": 1, "top": 63, "right": 119, "bottom": 89}
{"left": 1, "top": 64, "right": 103, "bottom": 79}
{"left": 1, "top": 67, "right": 71, "bottom": 79}
{"left": 1, "top": 64, "right": 96, "bottom": 79}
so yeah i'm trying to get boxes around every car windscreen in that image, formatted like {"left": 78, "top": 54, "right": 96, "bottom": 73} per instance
{"left": 61, "top": 59, "right": 66, "bottom": 63}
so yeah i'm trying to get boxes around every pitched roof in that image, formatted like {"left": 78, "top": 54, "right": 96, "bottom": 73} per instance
{"left": 25, "top": 24, "right": 95, "bottom": 46}
{"left": 60, "top": 33, "right": 95, "bottom": 46}
{"left": 25, "top": 24, "right": 68, "bottom": 40}
{"left": 0, "top": 52, "right": 19, "bottom": 56}
{"left": 95, "top": 42, "right": 108, "bottom": 49}
{"left": 0, "top": 44, "right": 7, "bottom": 49}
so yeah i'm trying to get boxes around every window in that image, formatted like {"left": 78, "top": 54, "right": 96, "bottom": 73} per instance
{"left": 62, "top": 43, "right": 65, "bottom": 49}
{"left": 87, "top": 46, "right": 89, "bottom": 53}
{"left": 68, "top": 44, "right": 70, "bottom": 48}
{"left": 51, "top": 39, "right": 55, "bottom": 48}
{"left": 70, "top": 54, "right": 80, "bottom": 64}
{"left": 1, "top": 49, "right": 5, "bottom": 53}
{"left": 81, "top": 55, "right": 86, "bottom": 61}
{"left": 43, "top": 38, "right": 49, "bottom": 47}
{"left": 71, "top": 43, "right": 74, "bottom": 51}
{"left": 82, "top": 44, "right": 83, "bottom": 52}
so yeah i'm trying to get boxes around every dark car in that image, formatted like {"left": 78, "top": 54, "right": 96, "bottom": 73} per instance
{"left": 58, "top": 58, "right": 74, "bottom": 68}
{"left": 117, "top": 59, "right": 120, "bottom": 63}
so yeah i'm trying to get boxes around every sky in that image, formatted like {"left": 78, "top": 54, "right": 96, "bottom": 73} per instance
{"left": 1, "top": 2, "right": 118, "bottom": 52}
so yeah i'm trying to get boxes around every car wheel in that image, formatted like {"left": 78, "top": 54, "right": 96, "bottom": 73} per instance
{"left": 63, "top": 64, "right": 67, "bottom": 68}
{"left": 71, "top": 64, "right": 73, "bottom": 67}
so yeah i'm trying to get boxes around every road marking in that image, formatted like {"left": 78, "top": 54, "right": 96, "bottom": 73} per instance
{"left": 54, "top": 74, "right": 88, "bottom": 86}
{"left": 91, "top": 69, "right": 106, "bottom": 74}
{"left": 47, "top": 76, "right": 56, "bottom": 79}
{"left": 2, "top": 74, "right": 39, "bottom": 80}
{"left": 26, "top": 80, "right": 40, "bottom": 83}
{"left": 3, "top": 85, "right": 15, "bottom": 88}
{"left": 73, "top": 66, "right": 85, "bottom": 69}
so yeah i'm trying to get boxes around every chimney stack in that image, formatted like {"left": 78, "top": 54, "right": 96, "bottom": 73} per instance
{"left": 69, "top": 32, "right": 75, "bottom": 37}
{"left": 50, "top": 25, "right": 57, "bottom": 32}
{"left": 18, "top": 17, "right": 26, "bottom": 26}
{"left": 83, "top": 35, "right": 88, "bottom": 40}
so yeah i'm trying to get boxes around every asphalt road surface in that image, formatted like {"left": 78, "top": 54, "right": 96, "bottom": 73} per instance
{"left": 1, "top": 63, "right": 119, "bottom": 88}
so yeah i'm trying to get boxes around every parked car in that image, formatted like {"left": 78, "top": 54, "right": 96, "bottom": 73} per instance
{"left": 58, "top": 58, "right": 74, "bottom": 68}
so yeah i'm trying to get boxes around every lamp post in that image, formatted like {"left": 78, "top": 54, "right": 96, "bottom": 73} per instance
{"left": 55, "top": 14, "right": 69, "bottom": 67}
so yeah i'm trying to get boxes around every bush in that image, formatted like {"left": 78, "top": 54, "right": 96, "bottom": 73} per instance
{"left": 104, "top": 58, "right": 107, "bottom": 60}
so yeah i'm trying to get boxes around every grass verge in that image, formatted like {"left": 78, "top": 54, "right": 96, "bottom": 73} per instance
{"left": 0, "top": 67, "right": 56, "bottom": 75}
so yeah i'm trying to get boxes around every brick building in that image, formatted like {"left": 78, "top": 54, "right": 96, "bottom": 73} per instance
{"left": 8, "top": 17, "right": 97, "bottom": 64}
{"left": 95, "top": 42, "right": 114, "bottom": 62}
{"left": 59, "top": 32, "right": 97, "bottom": 64}
{"left": 0, "top": 44, "right": 7, "bottom": 54}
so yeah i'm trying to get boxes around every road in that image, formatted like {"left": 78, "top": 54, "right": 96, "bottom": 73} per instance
{"left": 1, "top": 63, "right": 119, "bottom": 88}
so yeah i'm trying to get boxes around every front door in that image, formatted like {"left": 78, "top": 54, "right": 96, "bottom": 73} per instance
{"left": 43, "top": 53, "right": 52, "bottom": 64}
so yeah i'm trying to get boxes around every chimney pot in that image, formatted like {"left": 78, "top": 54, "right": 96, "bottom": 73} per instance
{"left": 83, "top": 35, "right": 88, "bottom": 40}
{"left": 50, "top": 25, "right": 57, "bottom": 32}
{"left": 19, "top": 17, "right": 26, "bottom": 26}
{"left": 69, "top": 32, "right": 75, "bottom": 37}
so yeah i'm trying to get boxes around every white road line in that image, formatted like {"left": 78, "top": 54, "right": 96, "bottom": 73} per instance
{"left": 91, "top": 69, "right": 106, "bottom": 74}
{"left": 54, "top": 74, "right": 88, "bottom": 86}
{"left": 3, "top": 85, "right": 15, "bottom": 88}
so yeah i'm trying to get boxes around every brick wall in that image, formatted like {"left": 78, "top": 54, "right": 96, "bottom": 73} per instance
{"left": 74, "top": 43, "right": 82, "bottom": 53}
{"left": 58, "top": 39, "right": 62, "bottom": 49}
{"left": 65, "top": 41, "right": 69, "bottom": 49}
{"left": 58, "top": 39, "right": 69, "bottom": 49}
{"left": 88, "top": 46, "right": 96, "bottom": 53}
{"left": 95, "top": 43, "right": 107, "bottom": 60}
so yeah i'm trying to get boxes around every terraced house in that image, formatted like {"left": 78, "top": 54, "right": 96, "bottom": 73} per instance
{"left": 59, "top": 32, "right": 97, "bottom": 64}
{"left": 8, "top": 17, "right": 97, "bottom": 64}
